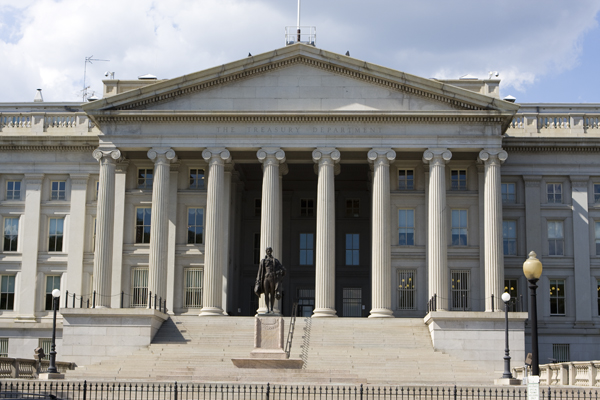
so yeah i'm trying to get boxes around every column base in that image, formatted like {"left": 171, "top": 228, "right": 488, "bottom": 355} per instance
{"left": 312, "top": 308, "right": 337, "bottom": 318}
{"left": 199, "top": 307, "right": 225, "bottom": 317}
{"left": 368, "top": 308, "right": 394, "bottom": 318}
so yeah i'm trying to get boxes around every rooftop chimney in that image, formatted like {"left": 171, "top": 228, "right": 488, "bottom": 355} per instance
{"left": 34, "top": 89, "right": 43, "bottom": 102}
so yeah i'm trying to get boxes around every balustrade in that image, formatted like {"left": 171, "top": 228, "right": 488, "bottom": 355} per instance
{"left": 507, "top": 107, "right": 600, "bottom": 136}
{"left": 513, "top": 361, "right": 600, "bottom": 386}
{"left": 0, "top": 112, "right": 93, "bottom": 134}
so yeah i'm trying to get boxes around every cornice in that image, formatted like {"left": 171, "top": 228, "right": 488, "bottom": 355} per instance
{"left": 502, "top": 137, "right": 600, "bottom": 153}
{"left": 106, "top": 56, "right": 486, "bottom": 112}
{"left": 92, "top": 112, "right": 507, "bottom": 125}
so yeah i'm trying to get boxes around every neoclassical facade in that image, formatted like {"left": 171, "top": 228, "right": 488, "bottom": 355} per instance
{"left": 1, "top": 44, "right": 600, "bottom": 364}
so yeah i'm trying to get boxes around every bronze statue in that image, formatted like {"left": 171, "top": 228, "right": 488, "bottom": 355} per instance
{"left": 254, "top": 247, "right": 286, "bottom": 314}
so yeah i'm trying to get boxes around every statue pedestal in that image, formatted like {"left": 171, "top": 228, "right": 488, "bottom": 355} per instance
{"left": 232, "top": 316, "right": 303, "bottom": 369}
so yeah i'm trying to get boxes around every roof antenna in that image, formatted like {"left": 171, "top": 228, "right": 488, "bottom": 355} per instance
{"left": 297, "top": 0, "right": 301, "bottom": 42}
{"left": 82, "top": 55, "right": 109, "bottom": 102}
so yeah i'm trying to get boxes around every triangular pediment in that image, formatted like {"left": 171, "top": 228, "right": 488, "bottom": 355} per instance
{"left": 84, "top": 44, "right": 518, "bottom": 116}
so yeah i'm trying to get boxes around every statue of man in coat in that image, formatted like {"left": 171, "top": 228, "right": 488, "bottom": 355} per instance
{"left": 254, "top": 247, "right": 286, "bottom": 314}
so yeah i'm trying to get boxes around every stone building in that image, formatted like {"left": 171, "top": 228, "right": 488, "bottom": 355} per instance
{"left": 0, "top": 43, "right": 599, "bottom": 366}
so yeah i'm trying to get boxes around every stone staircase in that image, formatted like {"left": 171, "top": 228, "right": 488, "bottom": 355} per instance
{"left": 65, "top": 316, "right": 497, "bottom": 385}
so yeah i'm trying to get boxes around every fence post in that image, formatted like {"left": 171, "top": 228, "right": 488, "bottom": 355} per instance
{"left": 434, "top": 294, "right": 437, "bottom": 311}
{"left": 93, "top": 290, "right": 96, "bottom": 308}
{"left": 266, "top": 383, "right": 270, "bottom": 400}
{"left": 121, "top": 291, "right": 124, "bottom": 308}
{"left": 83, "top": 380, "right": 87, "bottom": 400}
{"left": 491, "top": 294, "right": 495, "bottom": 311}
{"left": 65, "top": 291, "right": 69, "bottom": 308}
{"left": 547, "top": 386, "right": 551, "bottom": 400}
{"left": 174, "top": 381, "right": 178, "bottom": 400}
{"left": 154, "top": 294, "right": 157, "bottom": 310}
{"left": 87, "top": 299, "right": 90, "bottom": 308}
{"left": 159, "top": 297, "right": 162, "bottom": 312}
{"left": 360, "top": 384, "right": 363, "bottom": 400}
{"left": 73, "top": 293, "right": 76, "bottom": 308}
{"left": 453, "top": 385, "right": 457, "bottom": 400}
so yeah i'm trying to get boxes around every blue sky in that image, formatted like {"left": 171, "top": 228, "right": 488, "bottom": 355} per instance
{"left": 1, "top": 0, "right": 599, "bottom": 104}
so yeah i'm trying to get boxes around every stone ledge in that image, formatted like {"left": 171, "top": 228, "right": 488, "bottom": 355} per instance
{"left": 231, "top": 358, "right": 304, "bottom": 369}
{"left": 424, "top": 311, "right": 529, "bottom": 324}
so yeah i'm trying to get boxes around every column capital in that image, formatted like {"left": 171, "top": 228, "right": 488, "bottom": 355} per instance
{"left": 202, "top": 148, "right": 231, "bottom": 165}
{"left": 478, "top": 149, "right": 508, "bottom": 165}
{"left": 148, "top": 148, "right": 177, "bottom": 164}
{"left": 93, "top": 148, "right": 122, "bottom": 163}
{"left": 368, "top": 149, "right": 396, "bottom": 165}
{"left": 257, "top": 148, "right": 286, "bottom": 164}
{"left": 312, "top": 148, "right": 341, "bottom": 164}
{"left": 423, "top": 148, "right": 452, "bottom": 164}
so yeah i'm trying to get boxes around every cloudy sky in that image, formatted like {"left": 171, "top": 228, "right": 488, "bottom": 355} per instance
{"left": 1, "top": 0, "right": 600, "bottom": 104}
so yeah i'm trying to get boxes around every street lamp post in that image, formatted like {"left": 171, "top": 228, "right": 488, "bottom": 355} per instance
{"left": 523, "top": 251, "right": 543, "bottom": 377}
{"left": 501, "top": 292, "right": 513, "bottom": 379}
{"left": 47, "top": 288, "right": 61, "bottom": 374}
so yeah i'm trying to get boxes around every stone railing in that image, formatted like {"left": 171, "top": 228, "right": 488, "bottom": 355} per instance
{"left": 0, "top": 357, "right": 75, "bottom": 378}
{"left": 506, "top": 105, "right": 600, "bottom": 137}
{"left": 0, "top": 112, "right": 95, "bottom": 135}
{"left": 513, "top": 361, "right": 600, "bottom": 386}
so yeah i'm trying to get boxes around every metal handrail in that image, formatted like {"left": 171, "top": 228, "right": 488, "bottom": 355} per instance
{"left": 284, "top": 302, "right": 298, "bottom": 357}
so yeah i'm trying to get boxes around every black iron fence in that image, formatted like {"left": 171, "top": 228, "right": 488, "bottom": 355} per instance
{"left": 1, "top": 382, "right": 599, "bottom": 400}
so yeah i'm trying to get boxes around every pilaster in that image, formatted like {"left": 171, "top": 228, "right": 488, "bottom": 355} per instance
{"left": 92, "top": 148, "right": 122, "bottom": 308}
{"left": 200, "top": 148, "right": 231, "bottom": 316}
{"left": 17, "top": 174, "right": 43, "bottom": 320}
{"left": 523, "top": 176, "right": 543, "bottom": 262}
{"left": 166, "top": 162, "right": 180, "bottom": 314}
{"left": 147, "top": 148, "right": 177, "bottom": 307}
{"left": 65, "top": 173, "right": 89, "bottom": 299}
{"left": 110, "top": 160, "right": 129, "bottom": 308}
{"left": 423, "top": 149, "right": 452, "bottom": 311}
{"left": 312, "top": 148, "right": 340, "bottom": 318}
{"left": 368, "top": 148, "right": 396, "bottom": 318}
{"left": 570, "top": 176, "right": 592, "bottom": 323}
{"left": 479, "top": 149, "right": 508, "bottom": 312}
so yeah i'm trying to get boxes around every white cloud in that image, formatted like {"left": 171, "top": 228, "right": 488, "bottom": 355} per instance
{"left": 0, "top": 0, "right": 598, "bottom": 102}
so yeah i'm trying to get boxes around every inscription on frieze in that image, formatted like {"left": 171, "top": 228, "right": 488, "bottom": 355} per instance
{"left": 215, "top": 126, "right": 383, "bottom": 134}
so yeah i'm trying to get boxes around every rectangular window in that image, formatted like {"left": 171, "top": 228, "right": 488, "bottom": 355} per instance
{"left": 342, "top": 288, "right": 362, "bottom": 317}
{"left": 6, "top": 181, "right": 20, "bottom": 200}
{"left": 300, "top": 199, "right": 314, "bottom": 217}
{"left": 50, "top": 181, "right": 66, "bottom": 200}
{"left": 398, "top": 270, "right": 416, "bottom": 310}
{"left": 131, "top": 267, "right": 148, "bottom": 307}
{"left": 48, "top": 218, "right": 64, "bottom": 252}
{"left": 254, "top": 199, "right": 261, "bottom": 217}
{"left": 398, "top": 209, "right": 415, "bottom": 246}
{"left": 503, "top": 220, "right": 517, "bottom": 255}
{"left": 501, "top": 183, "right": 516, "bottom": 204}
{"left": 398, "top": 170, "right": 414, "bottom": 190}
{"left": 597, "top": 280, "right": 600, "bottom": 316}
{"left": 135, "top": 208, "right": 151, "bottom": 244}
{"left": 451, "top": 210, "right": 468, "bottom": 246}
{"left": 596, "top": 222, "right": 600, "bottom": 256}
{"left": 253, "top": 233, "right": 260, "bottom": 264}
{"left": 189, "top": 169, "right": 205, "bottom": 189}
{"left": 345, "top": 234, "right": 360, "bottom": 265}
{"left": 451, "top": 270, "right": 469, "bottom": 310}
{"left": 0, "top": 276, "right": 15, "bottom": 310}
{"left": 548, "top": 221, "right": 564, "bottom": 256}
{"left": 345, "top": 199, "right": 360, "bottom": 217}
{"left": 38, "top": 338, "right": 51, "bottom": 360}
{"left": 594, "top": 184, "right": 600, "bottom": 203}
{"left": 3, "top": 217, "right": 18, "bottom": 252}
{"left": 137, "top": 168, "right": 153, "bottom": 189}
{"left": 552, "top": 344, "right": 570, "bottom": 363}
{"left": 0, "top": 338, "right": 7, "bottom": 357}
{"left": 550, "top": 279, "right": 566, "bottom": 315}
{"left": 451, "top": 170, "right": 467, "bottom": 190}
{"left": 45, "top": 276, "right": 60, "bottom": 311}
{"left": 187, "top": 208, "right": 203, "bottom": 244}
{"left": 504, "top": 279, "right": 519, "bottom": 312}
{"left": 297, "top": 288, "right": 315, "bottom": 317}
{"left": 299, "top": 233, "right": 314, "bottom": 265}
{"left": 184, "top": 268, "right": 203, "bottom": 308}
{"left": 547, "top": 183, "right": 562, "bottom": 203}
